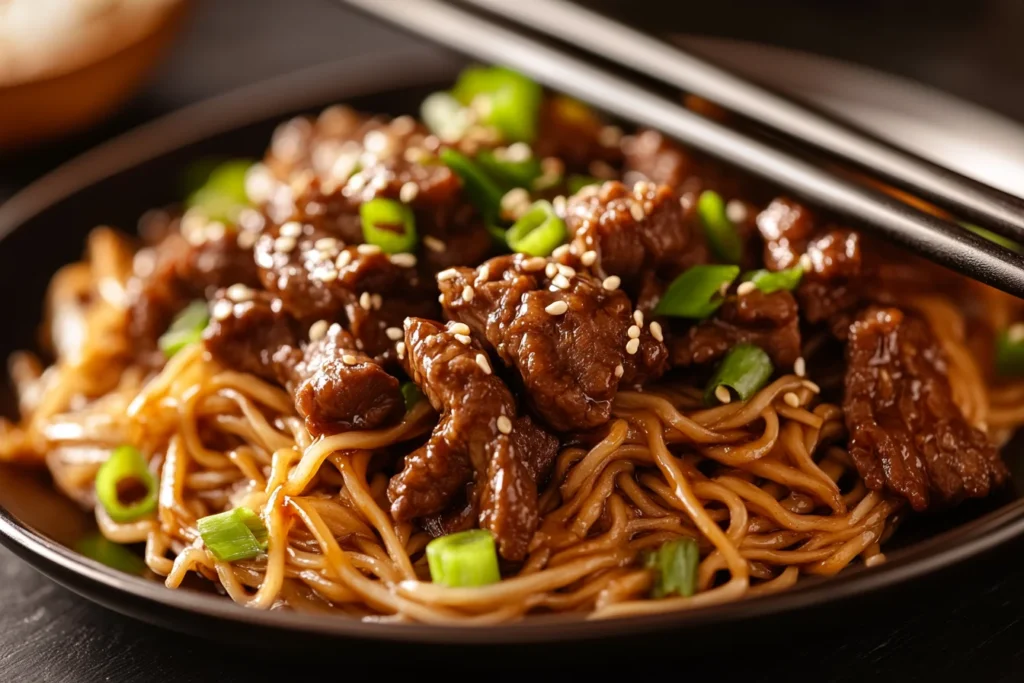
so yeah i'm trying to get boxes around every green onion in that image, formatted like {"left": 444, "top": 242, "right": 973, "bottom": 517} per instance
{"left": 486, "top": 223, "right": 511, "bottom": 251}
{"left": 567, "top": 174, "right": 601, "bottom": 194}
{"left": 962, "top": 222, "right": 1024, "bottom": 254}
{"left": 743, "top": 266, "right": 804, "bottom": 294}
{"left": 451, "top": 66, "right": 542, "bottom": 143}
{"left": 697, "top": 190, "right": 743, "bottom": 264}
{"left": 654, "top": 265, "right": 740, "bottom": 319}
{"left": 421, "top": 91, "right": 470, "bottom": 142}
{"left": 426, "top": 529, "right": 501, "bottom": 587}
{"left": 475, "top": 149, "right": 541, "bottom": 190}
{"left": 197, "top": 507, "right": 269, "bottom": 562}
{"left": 505, "top": 200, "right": 567, "bottom": 257}
{"left": 94, "top": 446, "right": 158, "bottom": 523}
{"left": 185, "top": 159, "right": 254, "bottom": 222}
{"left": 76, "top": 533, "right": 147, "bottom": 575}
{"left": 401, "top": 381, "right": 424, "bottom": 411}
{"left": 996, "top": 329, "right": 1024, "bottom": 377}
{"left": 704, "top": 343, "right": 774, "bottom": 405}
{"left": 440, "top": 148, "right": 505, "bottom": 225}
{"left": 360, "top": 198, "right": 417, "bottom": 254}
{"left": 158, "top": 300, "right": 210, "bottom": 358}
{"left": 644, "top": 537, "right": 699, "bottom": 599}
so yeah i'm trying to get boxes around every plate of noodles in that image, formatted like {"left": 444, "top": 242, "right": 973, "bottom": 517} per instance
{"left": 1, "top": 42, "right": 1024, "bottom": 647}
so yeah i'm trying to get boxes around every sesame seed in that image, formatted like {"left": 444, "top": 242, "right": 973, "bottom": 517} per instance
{"left": 783, "top": 392, "right": 801, "bottom": 408}
{"left": 598, "top": 125, "right": 623, "bottom": 147}
{"left": 390, "top": 253, "right": 417, "bottom": 268}
{"left": 342, "top": 354, "right": 359, "bottom": 365}
{"left": 552, "top": 244, "right": 570, "bottom": 259}
{"left": 371, "top": 294, "right": 383, "bottom": 310}
{"left": 479, "top": 263, "right": 490, "bottom": 281}
{"left": 462, "top": 285, "right": 475, "bottom": 302}
{"left": 399, "top": 181, "right": 420, "bottom": 203}
{"left": 552, "top": 274, "right": 571, "bottom": 290}
{"left": 523, "top": 256, "right": 547, "bottom": 272}
{"left": 336, "top": 250, "right": 353, "bottom": 268}
{"left": 386, "top": 327, "right": 403, "bottom": 341}
{"left": 438, "top": 293, "right": 445, "bottom": 303}
{"left": 357, "top": 244, "right": 382, "bottom": 255}
{"left": 497, "top": 416, "right": 513, "bottom": 434}
{"left": 614, "top": 364, "right": 624, "bottom": 378}
{"left": 799, "top": 253, "right": 813, "bottom": 271}
{"left": 633, "top": 310, "right": 644, "bottom": 326}
{"left": 545, "top": 301, "right": 568, "bottom": 315}
{"left": 212, "top": 300, "right": 233, "bottom": 321}
{"left": 603, "top": 275, "right": 621, "bottom": 291}
{"left": 794, "top": 357, "right": 806, "bottom": 377}
{"left": 319, "top": 269, "right": 339, "bottom": 283}
{"left": 803, "top": 380, "right": 821, "bottom": 394}
{"left": 236, "top": 230, "right": 257, "bottom": 249}
{"left": 424, "top": 236, "right": 446, "bottom": 252}
{"left": 552, "top": 195, "right": 567, "bottom": 214}
{"left": 629, "top": 203, "right": 645, "bottom": 222}
{"left": 274, "top": 236, "right": 297, "bottom": 253}
{"left": 359, "top": 292, "right": 372, "bottom": 310}
{"left": 309, "top": 320, "right": 329, "bottom": 341}
{"left": 455, "top": 334, "right": 472, "bottom": 345}
{"left": 726, "top": 199, "right": 748, "bottom": 224}
{"left": 1009, "top": 323, "right": 1024, "bottom": 343}
{"left": 437, "top": 268, "right": 459, "bottom": 282}
{"left": 627, "top": 325, "right": 641, "bottom": 339}
{"left": 865, "top": 553, "right": 887, "bottom": 568}
{"left": 475, "top": 353, "right": 492, "bottom": 374}
{"left": 650, "top": 321, "right": 664, "bottom": 342}
{"left": 396, "top": 341, "right": 406, "bottom": 359}
{"left": 714, "top": 385, "right": 732, "bottom": 404}
{"left": 450, "top": 322, "right": 471, "bottom": 336}
{"left": 626, "top": 338, "right": 640, "bottom": 355}
{"left": 315, "top": 237, "right": 339, "bottom": 252}
{"left": 545, "top": 263, "right": 558, "bottom": 278}
{"left": 737, "top": 281, "right": 757, "bottom": 296}
{"left": 501, "top": 188, "right": 531, "bottom": 214}
{"left": 557, "top": 264, "right": 576, "bottom": 278}
{"left": 503, "top": 142, "right": 533, "bottom": 163}
{"left": 581, "top": 250, "right": 597, "bottom": 267}
{"left": 279, "top": 221, "right": 302, "bottom": 238}
{"left": 226, "top": 284, "right": 252, "bottom": 302}
{"left": 328, "top": 323, "right": 342, "bottom": 336}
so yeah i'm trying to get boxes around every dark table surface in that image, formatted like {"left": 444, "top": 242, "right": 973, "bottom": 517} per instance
{"left": 3, "top": 1, "right": 1024, "bottom": 680}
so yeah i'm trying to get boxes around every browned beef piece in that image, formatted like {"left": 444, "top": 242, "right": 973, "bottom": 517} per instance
{"left": 561, "top": 181, "right": 706, "bottom": 289}
{"left": 622, "top": 129, "right": 692, "bottom": 190}
{"left": 670, "top": 290, "right": 802, "bottom": 368}
{"left": 438, "top": 254, "right": 668, "bottom": 431}
{"left": 389, "top": 318, "right": 558, "bottom": 560}
{"left": 533, "top": 95, "right": 623, "bottom": 174}
{"left": 203, "top": 289, "right": 403, "bottom": 437}
{"left": 127, "top": 230, "right": 260, "bottom": 347}
{"left": 844, "top": 307, "right": 1006, "bottom": 511}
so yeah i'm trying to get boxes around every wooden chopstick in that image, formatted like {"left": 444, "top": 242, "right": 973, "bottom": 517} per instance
{"left": 340, "top": 0, "right": 1024, "bottom": 299}
{"left": 464, "top": 0, "right": 1024, "bottom": 243}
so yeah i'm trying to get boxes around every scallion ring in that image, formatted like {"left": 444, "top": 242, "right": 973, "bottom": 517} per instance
{"left": 475, "top": 148, "right": 541, "bottom": 190}
{"left": 743, "top": 266, "right": 804, "bottom": 293}
{"left": 158, "top": 300, "right": 210, "bottom": 358}
{"left": 704, "top": 343, "right": 774, "bottom": 405}
{"left": 644, "top": 537, "right": 699, "bottom": 599}
{"left": 451, "top": 66, "right": 542, "bottom": 143}
{"left": 426, "top": 529, "right": 501, "bottom": 587}
{"left": 94, "top": 446, "right": 159, "bottom": 523}
{"left": 996, "top": 327, "right": 1024, "bottom": 377}
{"left": 197, "top": 507, "right": 269, "bottom": 562}
{"left": 440, "top": 148, "right": 505, "bottom": 225}
{"left": 505, "top": 200, "right": 567, "bottom": 257}
{"left": 654, "top": 265, "right": 740, "bottom": 319}
{"left": 401, "top": 381, "right": 424, "bottom": 412}
{"left": 360, "top": 198, "right": 417, "bottom": 254}
{"left": 697, "top": 190, "right": 743, "bottom": 264}
{"left": 185, "top": 159, "right": 254, "bottom": 222}
{"left": 76, "top": 533, "right": 147, "bottom": 575}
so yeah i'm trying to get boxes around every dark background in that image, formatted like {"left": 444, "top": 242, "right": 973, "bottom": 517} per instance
{"left": 2, "top": 0, "right": 1024, "bottom": 680}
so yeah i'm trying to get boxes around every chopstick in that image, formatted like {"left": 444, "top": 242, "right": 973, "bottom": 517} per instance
{"left": 340, "top": 0, "right": 1024, "bottom": 299}
{"left": 464, "top": 0, "right": 1024, "bottom": 243}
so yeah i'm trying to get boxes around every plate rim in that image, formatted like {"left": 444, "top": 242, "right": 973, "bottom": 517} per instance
{"left": 2, "top": 43, "right": 1024, "bottom": 645}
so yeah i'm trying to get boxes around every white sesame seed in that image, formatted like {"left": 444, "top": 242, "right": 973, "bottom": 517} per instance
{"left": 794, "top": 357, "right": 806, "bottom": 377}
{"left": 399, "top": 181, "right": 420, "bottom": 203}
{"left": 737, "top": 281, "right": 757, "bottom": 296}
{"left": 328, "top": 323, "right": 342, "bottom": 337}
{"left": 545, "top": 263, "right": 558, "bottom": 278}
{"left": 726, "top": 199, "right": 748, "bottom": 224}
{"left": 865, "top": 553, "right": 887, "bottom": 568}
{"left": 475, "top": 353, "right": 492, "bottom": 375}
{"left": 581, "top": 250, "right": 597, "bottom": 267}
{"left": 390, "top": 253, "right": 417, "bottom": 268}
{"left": 633, "top": 310, "right": 644, "bottom": 326}
{"left": 598, "top": 125, "right": 623, "bottom": 147}
{"left": 309, "top": 319, "right": 329, "bottom": 341}
{"left": 650, "top": 321, "right": 664, "bottom": 342}
{"left": 450, "top": 322, "right": 471, "bottom": 336}
{"left": 501, "top": 188, "right": 531, "bottom": 216}
{"left": 552, "top": 274, "right": 571, "bottom": 290}
{"left": 226, "top": 284, "right": 252, "bottom": 302}
{"left": 1009, "top": 323, "right": 1024, "bottom": 343}
{"left": 497, "top": 415, "right": 513, "bottom": 434}
{"left": 237, "top": 230, "right": 257, "bottom": 249}
{"left": 372, "top": 294, "right": 383, "bottom": 310}
{"left": 438, "top": 293, "right": 445, "bottom": 303}
{"left": 342, "top": 354, "right": 359, "bottom": 365}
{"left": 626, "top": 338, "right": 640, "bottom": 355}
{"left": 359, "top": 292, "right": 372, "bottom": 310}
{"left": 274, "top": 236, "right": 297, "bottom": 253}
{"left": 279, "top": 221, "right": 302, "bottom": 238}
{"left": 803, "top": 380, "right": 821, "bottom": 394}
{"left": 627, "top": 325, "right": 641, "bottom": 339}
{"left": 629, "top": 203, "right": 645, "bottom": 222}
{"left": 545, "top": 301, "right": 569, "bottom": 315}
{"left": 552, "top": 244, "right": 570, "bottom": 259}
{"left": 783, "top": 392, "right": 801, "bottom": 408}
{"left": 523, "top": 256, "right": 547, "bottom": 272}
{"left": 386, "top": 327, "right": 403, "bottom": 341}
{"left": 315, "top": 237, "right": 339, "bottom": 252}
{"left": 424, "top": 236, "right": 446, "bottom": 252}
{"left": 396, "top": 341, "right": 406, "bottom": 359}
{"left": 212, "top": 300, "right": 233, "bottom": 321}
{"left": 336, "top": 250, "right": 353, "bottom": 268}
{"left": 714, "top": 385, "right": 732, "bottom": 404}
{"left": 557, "top": 264, "right": 576, "bottom": 278}
{"left": 614, "top": 364, "right": 624, "bottom": 378}
{"left": 603, "top": 275, "right": 621, "bottom": 291}
{"left": 357, "top": 244, "right": 382, "bottom": 255}
{"left": 437, "top": 268, "right": 459, "bottom": 282}
{"left": 503, "top": 142, "right": 533, "bottom": 163}
{"left": 552, "top": 195, "right": 567, "bottom": 214}
{"left": 455, "top": 334, "right": 472, "bottom": 345}
{"left": 799, "top": 253, "right": 813, "bottom": 271}
{"left": 462, "top": 285, "right": 475, "bottom": 302}
{"left": 320, "top": 269, "right": 339, "bottom": 283}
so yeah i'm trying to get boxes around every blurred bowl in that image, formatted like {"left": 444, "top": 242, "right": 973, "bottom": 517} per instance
{"left": 0, "top": 0, "right": 191, "bottom": 150}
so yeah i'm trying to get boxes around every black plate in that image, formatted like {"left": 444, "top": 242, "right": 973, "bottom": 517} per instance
{"left": 2, "top": 46, "right": 1024, "bottom": 650}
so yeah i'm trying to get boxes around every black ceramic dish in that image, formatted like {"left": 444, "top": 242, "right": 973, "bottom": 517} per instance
{"left": 2, "top": 46, "right": 1024, "bottom": 652}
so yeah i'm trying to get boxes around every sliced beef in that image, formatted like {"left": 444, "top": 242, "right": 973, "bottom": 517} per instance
{"left": 844, "top": 307, "right": 1006, "bottom": 511}
{"left": 388, "top": 318, "right": 558, "bottom": 560}
{"left": 534, "top": 95, "right": 623, "bottom": 175}
{"left": 622, "top": 129, "right": 692, "bottom": 190}
{"left": 203, "top": 288, "right": 403, "bottom": 437}
{"left": 438, "top": 254, "right": 668, "bottom": 431}
{"left": 670, "top": 289, "right": 802, "bottom": 368}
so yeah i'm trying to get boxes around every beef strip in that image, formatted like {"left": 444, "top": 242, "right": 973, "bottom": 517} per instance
{"left": 844, "top": 307, "right": 1006, "bottom": 511}
{"left": 622, "top": 129, "right": 693, "bottom": 190}
{"left": 438, "top": 254, "right": 668, "bottom": 432}
{"left": 669, "top": 289, "right": 802, "bottom": 368}
{"left": 203, "top": 288, "right": 403, "bottom": 436}
{"left": 533, "top": 95, "right": 623, "bottom": 175}
{"left": 388, "top": 318, "right": 558, "bottom": 560}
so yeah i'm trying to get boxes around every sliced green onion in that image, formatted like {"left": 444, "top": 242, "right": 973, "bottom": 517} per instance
{"left": 505, "top": 200, "right": 567, "bottom": 257}
{"left": 440, "top": 148, "right": 505, "bottom": 225}
{"left": 94, "top": 446, "right": 158, "bottom": 523}
{"left": 420, "top": 91, "right": 471, "bottom": 142}
{"left": 697, "top": 190, "right": 743, "bottom": 264}
{"left": 360, "top": 198, "right": 417, "bottom": 254}
{"left": 705, "top": 343, "right": 774, "bottom": 405}
{"left": 567, "top": 174, "right": 601, "bottom": 194}
{"left": 475, "top": 149, "right": 541, "bottom": 190}
{"left": 962, "top": 222, "right": 1024, "bottom": 254}
{"left": 76, "top": 533, "right": 147, "bottom": 575}
{"left": 158, "top": 300, "right": 210, "bottom": 358}
{"left": 401, "top": 381, "right": 424, "bottom": 411}
{"left": 185, "top": 159, "right": 254, "bottom": 222}
{"left": 644, "top": 537, "right": 699, "bottom": 599}
{"left": 451, "top": 66, "right": 542, "bottom": 143}
{"left": 426, "top": 529, "right": 501, "bottom": 587}
{"left": 996, "top": 328, "right": 1024, "bottom": 377}
{"left": 743, "top": 266, "right": 804, "bottom": 294}
{"left": 197, "top": 507, "right": 269, "bottom": 562}
{"left": 654, "top": 265, "right": 740, "bottom": 319}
